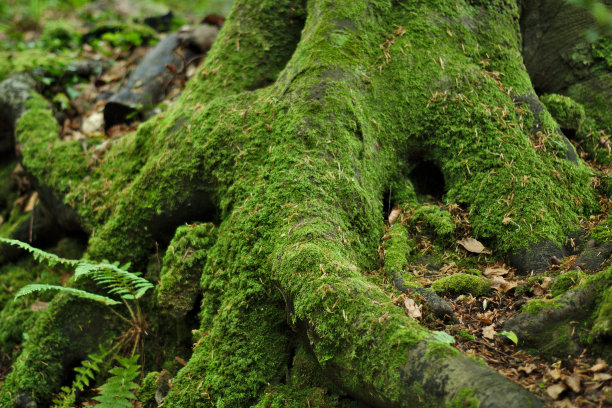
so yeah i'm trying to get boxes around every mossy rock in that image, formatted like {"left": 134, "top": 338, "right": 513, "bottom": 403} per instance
{"left": 137, "top": 371, "right": 160, "bottom": 408}
{"left": 431, "top": 273, "right": 490, "bottom": 297}
{"left": 550, "top": 270, "right": 587, "bottom": 297}
{"left": 540, "top": 93, "right": 586, "bottom": 132}
{"left": 591, "top": 285, "right": 612, "bottom": 340}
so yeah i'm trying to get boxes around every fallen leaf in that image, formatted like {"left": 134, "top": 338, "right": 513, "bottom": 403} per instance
{"left": 24, "top": 192, "right": 38, "bottom": 212}
{"left": 439, "top": 262, "right": 458, "bottom": 274}
{"left": 457, "top": 237, "right": 485, "bottom": 254}
{"left": 590, "top": 361, "right": 609, "bottom": 372}
{"left": 552, "top": 398, "right": 576, "bottom": 408}
{"left": 532, "top": 283, "right": 546, "bottom": 296}
{"left": 549, "top": 367, "right": 563, "bottom": 381}
{"left": 175, "top": 356, "right": 187, "bottom": 366}
{"left": 546, "top": 383, "right": 567, "bottom": 399}
{"left": 82, "top": 112, "right": 105, "bottom": 134}
{"left": 482, "top": 324, "right": 496, "bottom": 339}
{"left": 389, "top": 206, "right": 401, "bottom": 225}
{"left": 565, "top": 374, "right": 581, "bottom": 393}
{"left": 483, "top": 266, "right": 509, "bottom": 277}
{"left": 593, "top": 372, "right": 612, "bottom": 381}
{"left": 490, "top": 276, "right": 518, "bottom": 293}
{"left": 403, "top": 296, "right": 422, "bottom": 319}
{"left": 541, "top": 276, "right": 553, "bottom": 290}
{"left": 518, "top": 363, "right": 537, "bottom": 375}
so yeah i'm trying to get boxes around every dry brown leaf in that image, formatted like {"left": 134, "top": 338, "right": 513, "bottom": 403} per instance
{"left": 590, "top": 361, "right": 609, "bottom": 372}
{"left": 30, "top": 301, "right": 48, "bottom": 311}
{"left": 457, "top": 237, "right": 486, "bottom": 253}
{"left": 490, "top": 276, "right": 518, "bottom": 293}
{"left": 483, "top": 266, "right": 509, "bottom": 277}
{"left": 565, "top": 374, "right": 581, "bottom": 393}
{"left": 174, "top": 356, "right": 187, "bottom": 366}
{"left": 482, "top": 324, "right": 496, "bottom": 339}
{"left": 81, "top": 112, "right": 105, "bottom": 134}
{"left": 541, "top": 276, "right": 554, "bottom": 290}
{"left": 24, "top": 192, "right": 38, "bottom": 212}
{"left": 518, "top": 363, "right": 537, "bottom": 375}
{"left": 439, "top": 262, "right": 458, "bottom": 275}
{"left": 403, "top": 296, "right": 422, "bottom": 319}
{"left": 546, "top": 383, "right": 567, "bottom": 400}
{"left": 552, "top": 398, "right": 577, "bottom": 408}
{"left": 593, "top": 372, "right": 612, "bottom": 381}
{"left": 389, "top": 206, "right": 401, "bottom": 225}
{"left": 532, "top": 283, "right": 546, "bottom": 296}
{"left": 549, "top": 367, "right": 563, "bottom": 381}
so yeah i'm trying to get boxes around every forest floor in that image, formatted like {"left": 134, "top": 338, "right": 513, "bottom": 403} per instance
{"left": 0, "top": 1, "right": 611, "bottom": 407}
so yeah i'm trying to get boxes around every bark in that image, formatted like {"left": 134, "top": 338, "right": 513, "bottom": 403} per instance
{"left": 0, "top": 0, "right": 609, "bottom": 407}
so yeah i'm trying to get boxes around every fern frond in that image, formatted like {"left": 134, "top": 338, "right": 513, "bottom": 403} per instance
{"left": 0, "top": 237, "right": 79, "bottom": 267}
{"left": 15, "top": 284, "right": 121, "bottom": 306}
{"left": 93, "top": 354, "right": 140, "bottom": 408}
{"left": 52, "top": 346, "right": 110, "bottom": 408}
{"left": 74, "top": 261, "right": 153, "bottom": 299}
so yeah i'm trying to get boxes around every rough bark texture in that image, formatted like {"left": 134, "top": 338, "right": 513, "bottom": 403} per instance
{"left": 0, "top": 0, "right": 610, "bottom": 407}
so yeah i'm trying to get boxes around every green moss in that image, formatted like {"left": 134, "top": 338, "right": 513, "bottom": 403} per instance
{"left": 0, "top": 294, "right": 120, "bottom": 406}
{"left": 425, "top": 341, "right": 461, "bottom": 359}
{"left": 409, "top": 204, "right": 455, "bottom": 245}
{"left": 588, "top": 266, "right": 612, "bottom": 342}
{"left": 565, "top": 36, "right": 612, "bottom": 134}
{"left": 540, "top": 93, "right": 586, "bottom": 131}
{"left": 521, "top": 298, "right": 556, "bottom": 315}
{"left": 431, "top": 273, "right": 490, "bottom": 297}
{"left": 137, "top": 371, "right": 159, "bottom": 408}
{"left": 589, "top": 213, "right": 612, "bottom": 243}
{"left": 0, "top": 159, "right": 17, "bottom": 217}
{"left": 3, "top": 0, "right": 594, "bottom": 405}
{"left": 384, "top": 223, "right": 411, "bottom": 275}
{"left": 99, "top": 23, "right": 157, "bottom": 49}
{"left": 0, "top": 49, "right": 74, "bottom": 81}
{"left": 446, "top": 387, "right": 479, "bottom": 408}
{"left": 456, "top": 329, "right": 475, "bottom": 341}
{"left": 39, "top": 19, "right": 80, "bottom": 51}
{"left": 591, "top": 285, "right": 612, "bottom": 339}
{"left": 0, "top": 299, "right": 35, "bottom": 355}
{"left": 157, "top": 222, "right": 216, "bottom": 318}
{"left": 551, "top": 270, "right": 586, "bottom": 297}
{"left": 252, "top": 346, "right": 354, "bottom": 408}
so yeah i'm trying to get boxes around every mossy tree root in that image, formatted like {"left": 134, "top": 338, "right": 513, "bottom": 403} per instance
{"left": 0, "top": 0, "right": 604, "bottom": 406}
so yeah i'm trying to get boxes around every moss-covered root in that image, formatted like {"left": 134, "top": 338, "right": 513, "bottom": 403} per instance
{"left": 157, "top": 222, "right": 216, "bottom": 318}
{"left": 273, "top": 225, "right": 540, "bottom": 407}
{"left": 162, "top": 299, "right": 291, "bottom": 407}
{"left": 0, "top": 295, "right": 118, "bottom": 406}
{"left": 184, "top": 0, "right": 307, "bottom": 104}
{"left": 503, "top": 267, "right": 612, "bottom": 358}
{"left": 384, "top": 222, "right": 455, "bottom": 320}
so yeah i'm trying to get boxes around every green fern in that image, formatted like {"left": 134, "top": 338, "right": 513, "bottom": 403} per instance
{"left": 1, "top": 237, "right": 153, "bottom": 303}
{"left": 4, "top": 238, "right": 150, "bottom": 406}
{"left": 0, "top": 237, "right": 79, "bottom": 267}
{"left": 52, "top": 346, "right": 109, "bottom": 408}
{"left": 74, "top": 261, "right": 153, "bottom": 300}
{"left": 15, "top": 284, "right": 120, "bottom": 306}
{"left": 93, "top": 354, "right": 140, "bottom": 408}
